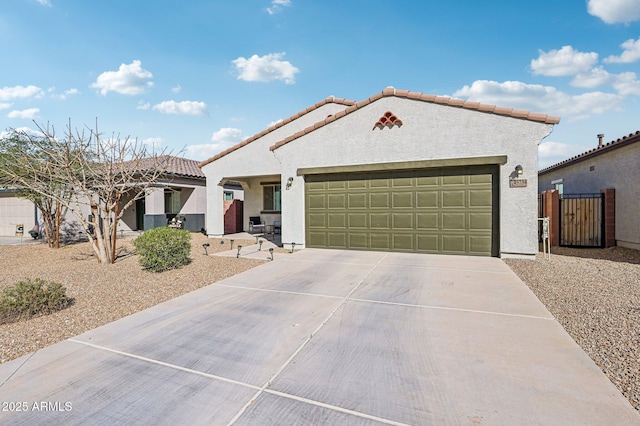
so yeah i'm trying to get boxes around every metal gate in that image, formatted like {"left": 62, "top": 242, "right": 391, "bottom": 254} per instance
{"left": 559, "top": 194, "right": 604, "bottom": 247}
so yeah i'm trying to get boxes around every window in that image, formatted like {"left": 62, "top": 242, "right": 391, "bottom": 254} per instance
{"left": 224, "top": 191, "right": 234, "bottom": 201}
{"left": 164, "top": 189, "right": 181, "bottom": 213}
{"left": 262, "top": 184, "right": 281, "bottom": 212}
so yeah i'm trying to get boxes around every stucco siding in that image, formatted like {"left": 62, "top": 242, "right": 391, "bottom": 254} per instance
{"left": 202, "top": 103, "right": 346, "bottom": 236}
{"left": 0, "top": 193, "right": 34, "bottom": 236}
{"left": 273, "top": 98, "right": 553, "bottom": 257}
{"left": 539, "top": 143, "right": 640, "bottom": 248}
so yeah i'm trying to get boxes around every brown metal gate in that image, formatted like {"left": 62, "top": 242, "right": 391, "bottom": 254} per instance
{"left": 559, "top": 194, "right": 604, "bottom": 247}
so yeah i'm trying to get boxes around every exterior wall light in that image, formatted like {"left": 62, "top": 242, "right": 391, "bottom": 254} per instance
{"left": 286, "top": 176, "right": 294, "bottom": 189}
{"left": 515, "top": 165, "right": 523, "bottom": 176}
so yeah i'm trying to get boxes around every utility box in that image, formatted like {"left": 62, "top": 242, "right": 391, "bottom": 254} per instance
{"left": 15, "top": 224, "right": 24, "bottom": 236}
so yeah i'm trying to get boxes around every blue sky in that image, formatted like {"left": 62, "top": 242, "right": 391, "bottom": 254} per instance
{"left": 2, "top": 0, "right": 640, "bottom": 168}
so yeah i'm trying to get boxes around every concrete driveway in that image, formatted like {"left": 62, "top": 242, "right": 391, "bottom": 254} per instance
{"left": 0, "top": 249, "right": 638, "bottom": 425}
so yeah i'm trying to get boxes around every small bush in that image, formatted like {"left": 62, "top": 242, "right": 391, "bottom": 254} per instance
{"left": 134, "top": 227, "right": 191, "bottom": 272}
{"left": 0, "top": 278, "right": 71, "bottom": 324}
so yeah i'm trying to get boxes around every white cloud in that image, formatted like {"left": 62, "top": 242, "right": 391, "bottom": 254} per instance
{"left": 171, "top": 84, "right": 181, "bottom": 94}
{"left": 538, "top": 141, "right": 580, "bottom": 169}
{"left": 604, "top": 37, "right": 640, "bottom": 63}
{"left": 211, "top": 127, "right": 243, "bottom": 144}
{"left": 141, "top": 137, "right": 164, "bottom": 148}
{"left": 267, "top": 0, "right": 291, "bottom": 15}
{"left": 7, "top": 108, "right": 39, "bottom": 119}
{"left": 90, "top": 60, "right": 153, "bottom": 95}
{"left": 36, "top": 0, "right": 52, "bottom": 6}
{"left": 612, "top": 71, "right": 640, "bottom": 95}
{"left": 185, "top": 127, "right": 244, "bottom": 160}
{"left": 232, "top": 52, "right": 300, "bottom": 84}
{"left": 0, "top": 85, "right": 43, "bottom": 101}
{"left": 587, "top": 0, "right": 640, "bottom": 24}
{"left": 453, "top": 79, "right": 623, "bottom": 121}
{"left": 531, "top": 46, "right": 598, "bottom": 76}
{"left": 0, "top": 102, "right": 11, "bottom": 110}
{"left": 137, "top": 101, "right": 150, "bottom": 110}
{"left": 571, "top": 67, "right": 614, "bottom": 88}
{"left": 0, "top": 127, "right": 44, "bottom": 139}
{"left": 152, "top": 100, "right": 208, "bottom": 116}
{"left": 52, "top": 88, "right": 79, "bottom": 100}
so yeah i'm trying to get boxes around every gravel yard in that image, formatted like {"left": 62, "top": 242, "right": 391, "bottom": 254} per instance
{"left": 2, "top": 237, "right": 638, "bottom": 413}
{"left": 505, "top": 247, "right": 640, "bottom": 412}
{"left": 0, "top": 233, "right": 267, "bottom": 364}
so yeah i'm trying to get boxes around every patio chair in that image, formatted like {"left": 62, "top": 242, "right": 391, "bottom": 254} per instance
{"left": 249, "top": 216, "right": 265, "bottom": 233}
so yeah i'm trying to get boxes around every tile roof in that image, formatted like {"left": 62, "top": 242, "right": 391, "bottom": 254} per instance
{"left": 270, "top": 87, "right": 561, "bottom": 151}
{"left": 539, "top": 130, "right": 640, "bottom": 175}
{"left": 127, "top": 155, "right": 205, "bottom": 179}
{"left": 198, "top": 96, "right": 356, "bottom": 167}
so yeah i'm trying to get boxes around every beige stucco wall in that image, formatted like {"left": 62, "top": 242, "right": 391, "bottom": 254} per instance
{"left": 0, "top": 193, "right": 35, "bottom": 236}
{"left": 539, "top": 142, "right": 640, "bottom": 249}
{"left": 202, "top": 96, "right": 555, "bottom": 257}
{"left": 202, "top": 102, "right": 350, "bottom": 236}
{"left": 273, "top": 97, "right": 553, "bottom": 257}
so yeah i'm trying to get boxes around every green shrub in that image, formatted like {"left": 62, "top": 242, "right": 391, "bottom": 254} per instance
{"left": 134, "top": 227, "right": 191, "bottom": 272}
{"left": 0, "top": 278, "right": 71, "bottom": 324}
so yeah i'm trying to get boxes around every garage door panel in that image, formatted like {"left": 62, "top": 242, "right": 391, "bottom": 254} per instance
{"left": 417, "top": 191, "right": 439, "bottom": 208}
{"left": 370, "top": 193, "right": 389, "bottom": 208}
{"left": 417, "top": 213, "right": 438, "bottom": 230}
{"left": 442, "top": 213, "right": 465, "bottom": 230}
{"left": 348, "top": 193, "right": 366, "bottom": 208}
{"left": 469, "top": 213, "right": 492, "bottom": 231}
{"left": 308, "top": 213, "right": 326, "bottom": 228}
{"left": 469, "top": 189, "right": 492, "bottom": 207}
{"left": 305, "top": 166, "right": 497, "bottom": 256}
{"left": 308, "top": 232, "right": 327, "bottom": 247}
{"left": 442, "top": 191, "right": 466, "bottom": 208}
{"left": 308, "top": 194, "right": 326, "bottom": 209}
{"left": 328, "top": 233, "right": 347, "bottom": 248}
{"left": 469, "top": 235, "right": 492, "bottom": 254}
{"left": 328, "top": 194, "right": 346, "bottom": 209}
{"left": 370, "top": 213, "right": 390, "bottom": 229}
{"left": 349, "top": 233, "right": 368, "bottom": 249}
{"left": 442, "top": 235, "right": 466, "bottom": 253}
{"left": 348, "top": 214, "right": 367, "bottom": 228}
{"left": 393, "top": 234, "right": 414, "bottom": 251}
{"left": 392, "top": 192, "right": 413, "bottom": 208}
{"left": 370, "top": 233, "right": 391, "bottom": 250}
{"left": 328, "top": 181, "right": 346, "bottom": 190}
{"left": 328, "top": 213, "right": 346, "bottom": 228}
{"left": 392, "top": 213, "right": 413, "bottom": 229}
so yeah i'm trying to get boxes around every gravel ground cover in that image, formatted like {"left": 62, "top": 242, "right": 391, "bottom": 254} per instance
{"left": 0, "top": 233, "right": 267, "bottom": 364}
{"left": 505, "top": 247, "right": 640, "bottom": 412}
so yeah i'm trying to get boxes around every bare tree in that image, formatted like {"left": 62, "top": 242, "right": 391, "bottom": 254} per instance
{"left": 0, "top": 121, "right": 170, "bottom": 264}
{"left": 0, "top": 131, "right": 70, "bottom": 248}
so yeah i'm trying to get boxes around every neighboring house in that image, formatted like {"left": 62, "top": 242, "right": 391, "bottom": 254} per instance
{"left": 199, "top": 87, "right": 559, "bottom": 258}
{"left": 0, "top": 189, "right": 36, "bottom": 236}
{"left": 0, "top": 155, "right": 209, "bottom": 237}
{"left": 539, "top": 131, "right": 640, "bottom": 250}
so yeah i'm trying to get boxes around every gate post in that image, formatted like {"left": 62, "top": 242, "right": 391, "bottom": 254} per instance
{"left": 601, "top": 188, "right": 615, "bottom": 248}
{"left": 542, "top": 190, "right": 560, "bottom": 247}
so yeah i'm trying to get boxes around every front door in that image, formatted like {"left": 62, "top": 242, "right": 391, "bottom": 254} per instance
{"left": 136, "top": 198, "right": 145, "bottom": 231}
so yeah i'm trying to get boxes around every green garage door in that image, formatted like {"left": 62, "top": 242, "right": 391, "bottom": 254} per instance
{"left": 305, "top": 166, "right": 498, "bottom": 256}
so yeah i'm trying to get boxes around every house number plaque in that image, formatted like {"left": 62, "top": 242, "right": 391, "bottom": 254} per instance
{"left": 510, "top": 179, "right": 527, "bottom": 188}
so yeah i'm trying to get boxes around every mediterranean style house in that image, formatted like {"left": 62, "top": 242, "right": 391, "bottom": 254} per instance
{"left": 200, "top": 87, "right": 559, "bottom": 259}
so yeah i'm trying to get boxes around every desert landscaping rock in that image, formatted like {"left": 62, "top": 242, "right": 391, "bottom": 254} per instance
{"left": 0, "top": 233, "right": 264, "bottom": 364}
{"left": 505, "top": 247, "right": 640, "bottom": 412}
